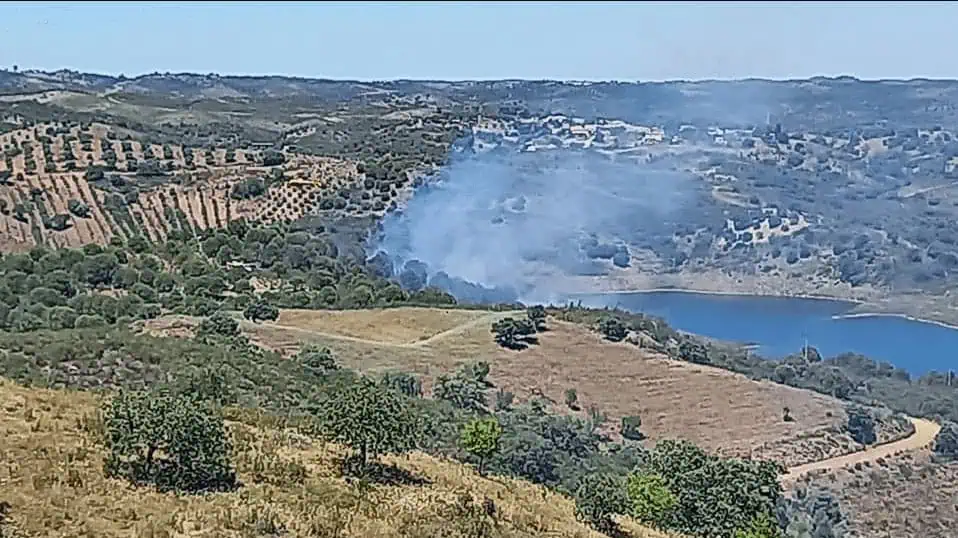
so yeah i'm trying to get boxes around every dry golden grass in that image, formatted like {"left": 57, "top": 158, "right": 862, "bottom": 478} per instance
{"left": 0, "top": 378, "right": 678, "bottom": 538}
{"left": 276, "top": 307, "right": 489, "bottom": 345}
{"left": 228, "top": 309, "right": 850, "bottom": 464}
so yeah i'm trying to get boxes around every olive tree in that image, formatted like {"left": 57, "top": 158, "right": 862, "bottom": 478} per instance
{"left": 573, "top": 473, "right": 630, "bottom": 534}
{"left": 243, "top": 299, "right": 279, "bottom": 323}
{"left": 460, "top": 417, "right": 502, "bottom": 476}
{"left": 626, "top": 471, "right": 677, "bottom": 529}
{"left": 319, "top": 376, "right": 419, "bottom": 473}
{"left": 102, "top": 389, "right": 236, "bottom": 492}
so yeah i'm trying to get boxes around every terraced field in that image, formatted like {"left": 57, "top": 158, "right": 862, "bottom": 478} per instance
{"left": 0, "top": 121, "right": 366, "bottom": 249}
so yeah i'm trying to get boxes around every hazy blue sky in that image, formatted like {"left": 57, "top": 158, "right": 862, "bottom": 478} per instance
{"left": 0, "top": 1, "right": 954, "bottom": 81}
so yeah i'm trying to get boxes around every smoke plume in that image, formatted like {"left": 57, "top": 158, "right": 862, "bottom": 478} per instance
{"left": 367, "top": 131, "right": 707, "bottom": 304}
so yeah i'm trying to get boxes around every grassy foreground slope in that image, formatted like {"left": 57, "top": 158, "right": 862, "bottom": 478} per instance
{"left": 0, "top": 378, "right": 674, "bottom": 538}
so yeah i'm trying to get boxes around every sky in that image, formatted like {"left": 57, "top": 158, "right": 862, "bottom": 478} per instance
{"left": 0, "top": 1, "right": 955, "bottom": 81}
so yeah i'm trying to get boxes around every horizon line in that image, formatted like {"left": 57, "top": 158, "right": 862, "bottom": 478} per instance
{"left": 6, "top": 67, "right": 958, "bottom": 85}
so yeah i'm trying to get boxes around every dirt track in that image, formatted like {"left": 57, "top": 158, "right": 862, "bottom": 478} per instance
{"left": 240, "top": 310, "right": 520, "bottom": 349}
{"left": 237, "top": 310, "right": 943, "bottom": 481}
{"left": 782, "top": 417, "right": 941, "bottom": 483}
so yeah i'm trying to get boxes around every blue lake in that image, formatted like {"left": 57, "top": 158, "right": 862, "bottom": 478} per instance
{"left": 574, "top": 291, "right": 958, "bottom": 375}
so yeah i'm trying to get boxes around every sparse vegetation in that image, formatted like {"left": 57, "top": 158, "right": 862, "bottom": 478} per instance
{"left": 1, "top": 68, "right": 957, "bottom": 538}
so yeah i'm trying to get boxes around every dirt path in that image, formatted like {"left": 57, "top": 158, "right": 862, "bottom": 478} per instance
{"left": 782, "top": 417, "right": 941, "bottom": 483}
{"left": 238, "top": 310, "right": 521, "bottom": 349}
{"left": 230, "top": 309, "right": 943, "bottom": 482}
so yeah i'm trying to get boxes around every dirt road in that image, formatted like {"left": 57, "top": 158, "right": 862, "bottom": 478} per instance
{"left": 239, "top": 310, "right": 520, "bottom": 349}
{"left": 782, "top": 417, "right": 941, "bottom": 483}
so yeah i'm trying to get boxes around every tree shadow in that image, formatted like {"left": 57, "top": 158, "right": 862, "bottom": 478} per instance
{"left": 339, "top": 454, "right": 431, "bottom": 486}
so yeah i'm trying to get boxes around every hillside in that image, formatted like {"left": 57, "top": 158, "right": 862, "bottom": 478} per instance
{"left": 190, "top": 307, "right": 906, "bottom": 467}
{"left": 5, "top": 72, "right": 958, "bottom": 323}
{"left": 0, "top": 378, "right": 674, "bottom": 538}
{"left": 3, "top": 68, "right": 958, "bottom": 537}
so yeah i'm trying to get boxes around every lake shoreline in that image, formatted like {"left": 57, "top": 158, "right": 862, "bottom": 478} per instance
{"left": 569, "top": 287, "right": 958, "bottom": 332}
{"left": 831, "top": 312, "right": 958, "bottom": 332}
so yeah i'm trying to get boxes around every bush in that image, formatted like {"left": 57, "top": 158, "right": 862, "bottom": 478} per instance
{"left": 621, "top": 415, "right": 643, "bottom": 441}
{"left": 627, "top": 472, "right": 677, "bottom": 528}
{"left": 318, "top": 376, "right": 419, "bottom": 473}
{"left": 573, "top": 473, "right": 630, "bottom": 534}
{"left": 67, "top": 199, "right": 90, "bottom": 218}
{"left": 379, "top": 371, "right": 423, "bottom": 398}
{"left": 491, "top": 317, "right": 537, "bottom": 350}
{"left": 460, "top": 417, "right": 502, "bottom": 475}
{"left": 597, "top": 316, "right": 628, "bottom": 342}
{"left": 103, "top": 389, "right": 236, "bottom": 492}
{"left": 433, "top": 365, "right": 488, "bottom": 412}
{"left": 197, "top": 311, "right": 239, "bottom": 338}
{"left": 298, "top": 345, "right": 339, "bottom": 378}
{"left": 847, "top": 406, "right": 876, "bottom": 445}
{"left": 230, "top": 177, "right": 267, "bottom": 200}
{"left": 933, "top": 421, "right": 958, "bottom": 460}
{"left": 243, "top": 299, "right": 279, "bottom": 323}
{"left": 527, "top": 305, "right": 547, "bottom": 331}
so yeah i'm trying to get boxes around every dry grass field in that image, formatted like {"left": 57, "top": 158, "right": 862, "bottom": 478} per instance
{"left": 0, "top": 378, "right": 679, "bottom": 538}
{"left": 143, "top": 307, "right": 891, "bottom": 468}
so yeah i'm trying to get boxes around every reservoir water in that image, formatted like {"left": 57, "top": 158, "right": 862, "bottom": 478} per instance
{"left": 575, "top": 291, "right": 958, "bottom": 376}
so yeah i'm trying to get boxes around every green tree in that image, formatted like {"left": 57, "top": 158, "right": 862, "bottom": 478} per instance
{"left": 46, "top": 306, "right": 78, "bottom": 330}
{"left": 846, "top": 406, "right": 876, "bottom": 445}
{"left": 298, "top": 345, "right": 339, "bottom": 378}
{"left": 197, "top": 311, "right": 239, "bottom": 338}
{"left": 733, "top": 512, "right": 782, "bottom": 538}
{"left": 597, "top": 316, "right": 628, "bottom": 342}
{"left": 527, "top": 305, "right": 547, "bottom": 331}
{"left": 460, "top": 417, "right": 502, "bottom": 475}
{"left": 642, "top": 439, "right": 784, "bottom": 537}
{"left": 573, "top": 473, "right": 630, "bottom": 534}
{"left": 621, "top": 415, "right": 644, "bottom": 441}
{"left": 433, "top": 365, "right": 488, "bottom": 412}
{"left": 79, "top": 253, "right": 119, "bottom": 286}
{"left": 319, "top": 376, "right": 419, "bottom": 473}
{"left": 491, "top": 317, "right": 536, "bottom": 350}
{"left": 380, "top": 371, "right": 423, "bottom": 398}
{"left": 933, "top": 421, "right": 958, "bottom": 460}
{"left": 565, "top": 388, "right": 579, "bottom": 410}
{"left": 626, "top": 472, "right": 677, "bottom": 528}
{"left": 103, "top": 389, "right": 236, "bottom": 492}
{"left": 243, "top": 299, "right": 279, "bottom": 323}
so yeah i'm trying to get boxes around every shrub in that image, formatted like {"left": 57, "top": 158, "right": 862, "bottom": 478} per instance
{"left": 460, "top": 417, "right": 502, "bottom": 475}
{"left": 103, "top": 389, "right": 236, "bottom": 492}
{"left": 243, "top": 299, "right": 279, "bottom": 323}
{"left": 197, "top": 311, "right": 239, "bottom": 338}
{"left": 627, "top": 471, "right": 677, "bottom": 528}
{"left": 573, "top": 473, "right": 630, "bottom": 534}
{"left": 847, "top": 406, "right": 876, "bottom": 445}
{"left": 597, "top": 316, "right": 628, "bottom": 342}
{"left": 318, "top": 376, "right": 419, "bottom": 474}
{"left": 67, "top": 199, "right": 91, "bottom": 218}
{"left": 621, "top": 415, "right": 644, "bottom": 441}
